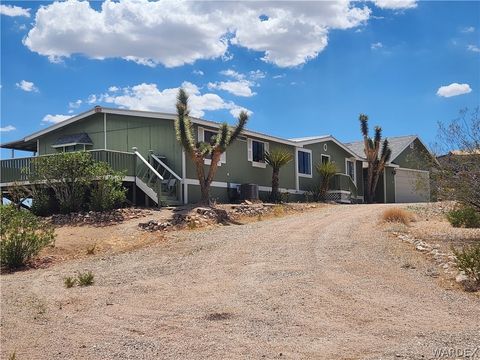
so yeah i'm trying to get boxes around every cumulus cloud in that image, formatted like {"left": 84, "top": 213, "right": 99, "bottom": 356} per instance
{"left": 108, "top": 86, "right": 119, "bottom": 92}
{"left": 89, "top": 82, "right": 250, "bottom": 119}
{"left": 43, "top": 114, "right": 71, "bottom": 124}
{"left": 208, "top": 80, "right": 256, "bottom": 97}
{"left": 23, "top": 0, "right": 372, "bottom": 68}
{"left": 461, "top": 26, "right": 475, "bottom": 33}
{"left": 16, "top": 80, "right": 38, "bottom": 92}
{"left": 467, "top": 44, "right": 480, "bottom": 53}
{"left": 193, "top": 70, "right": 204, "bottom": 76}
{"left": 371, "top": 42, "right": 383, "bottom": 50}
{"left": 0, "top": 125, "right": 16, "bottom": 132}
{"left": 436, "top": 83, "right": 472, "bottom": 98}
{"left": 0, "top": 4, "right": 30, "bottom": 17}
{"left": 68, "top": 99, "right": 82, "bottom": 109}
{"left": 372, "top": 0, "right": 417, "bottom": 10}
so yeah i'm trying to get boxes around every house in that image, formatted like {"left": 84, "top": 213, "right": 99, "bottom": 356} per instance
{"left": 0, "top": 106, "right": 433, "bottom": 205}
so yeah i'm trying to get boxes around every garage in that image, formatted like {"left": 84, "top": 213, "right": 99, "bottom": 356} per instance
{"left": 394, "top": 168, "right": 430, "bottom": 203}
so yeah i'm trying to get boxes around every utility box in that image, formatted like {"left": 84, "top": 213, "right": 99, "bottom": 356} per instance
{"left": 239, "top": 183, "right": 259, "bottom": 200}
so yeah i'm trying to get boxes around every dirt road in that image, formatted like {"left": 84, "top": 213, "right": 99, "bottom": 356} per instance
{"left": 1, "top": 204, "right": 479, "bottom": 359}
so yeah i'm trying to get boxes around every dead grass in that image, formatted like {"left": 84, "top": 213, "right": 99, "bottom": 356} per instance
{"left": 382, "top": 207, "right": 415, "bottom": 225}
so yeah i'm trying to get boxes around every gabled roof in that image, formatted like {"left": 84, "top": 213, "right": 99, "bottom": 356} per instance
{"left": 289, "top": 135, "right": 330, "bottom": 143}
{"left": 345, "top": 135, "right": 420, "bottom": 162}
{"left": 52, "top": 133, "right": 93, "bottom": 147}
{"left": 289, "top": 134, "right": 362, "bottom": 159}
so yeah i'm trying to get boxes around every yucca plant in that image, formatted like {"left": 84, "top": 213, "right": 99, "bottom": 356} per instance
{"left": 175, "top": 88, "right": 248, "bottom": 205}
{"left": 315, "top": 161, "right": 337, "bottom": 200}
{"left": 359, "top": 114, "right": 392, "bottom": 203}
{"left": 264, "top": 148, "right": 293, "bottom": 203}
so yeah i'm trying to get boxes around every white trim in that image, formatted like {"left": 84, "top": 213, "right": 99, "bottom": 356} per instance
{"left": 184, "top": 178, "right": 305, "bottom": 195}
{"left": 36, "top": 139, "right": 39, "bottom": 155}
{"left": 293, "top": 136, "right": 361, "bottom": 160}
{"left": 51, "top": 142, "right": 93, "bottom": 148}
{"left": 248, "top": 138, "right": 268, "bottom": 168}
{"left": 396, "top": 167, "right": 429, "bottom": 174}
{"left": 294, "top": 147, "right": 299, "bottom": 191}
{"left": 134, "top": 151, "right": 163, "bottom": 180}
{"left": 320, "top": 154, "right": 331, "bottom": 164}
{"left": 104, "top": 112, "right": 107, "bottom": 149}
{"left": 326, "top": 190, "right": 351, "bottom": 195}
{"left": 198, "top": 126, "right": 226, "bottom": 166}
{"left": 296, "top": 148, "right": 313, "bottom": 178}
{"left": 345, "top": 158, "right": 356, "bottom": 186}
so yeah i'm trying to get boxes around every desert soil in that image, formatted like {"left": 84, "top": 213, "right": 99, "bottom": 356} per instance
{"left": 1, "top": 204, "right": 479, "bottom": 359}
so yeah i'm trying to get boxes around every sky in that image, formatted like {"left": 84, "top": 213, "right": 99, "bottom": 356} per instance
{"left": 1, "top": 0, "right": 479, "bottom": 158}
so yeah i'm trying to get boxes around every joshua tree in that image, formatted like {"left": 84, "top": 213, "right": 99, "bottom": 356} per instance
{"left": 315, "top": 161, "right": 337, "bottom": 201}
{"left": 175, "top": 88, "right": 248, "bottom": 205}
{"left": 360, "top": 114, "right": 392, "bottom": 203}
{"left": 264, "top": 148, "right": 293, "bottom": 203}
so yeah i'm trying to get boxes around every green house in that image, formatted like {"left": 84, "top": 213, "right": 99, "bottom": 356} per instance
{"left": 0, "top": 106, "right": 433, "bottom": 205}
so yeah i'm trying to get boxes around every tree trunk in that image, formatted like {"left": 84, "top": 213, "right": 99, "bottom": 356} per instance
{"left": 271, "top": 168, "right": 280, "bottom": 202}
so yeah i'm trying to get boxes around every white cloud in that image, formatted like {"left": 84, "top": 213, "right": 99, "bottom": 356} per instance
{"left": 220, "top": 69, "right": 245, "bottom": 81}
{"left": 0, "top": 125, "right": 16, "bottom": 132}
{"left": 193, "top": 70, "right": 204, "bottom": 76}
{"left": 68, "top": 99, "right": 82, "bottom": 109}
{"left": 273, "top": 74, "right": 286, "bottom": 79}
{"left": 87, "top": 94, "right": 98, "bottom": 104}
{"left": 89, "top": 82, "right": 250, "bottom": 119}
{"left": 249, "top": 70, "right": 266, "bottom": 80}
{"left": 108, "top": 86, "right": 119, "bottom": 92}
{"left": 436, "top": 83, "right": 472, "bottom": 98}
{"left": 372, "top": 0, "right": 417, "bottom": 10}
{"left": 208, "top": 80, "right": 256, "bottom": 97}
{"left": 15, "top": 80, "right": 38, "bottom": 92}
{"left": 461, "top": 26, "right": 475, "bottom": 33}
{"left": 371, "top": 42, "right": 383, "bottom": 50}
{"left": 0, "top": 4, "right": 30, "bottom": 17}
{"left": 42, "top": 114, "right": 71, "bottom": 124}
{"left": 23, "top": 0, "right": 372, "bottom": 68}
{"left": 467, "top": 44, "right": 480, "bottom": 53}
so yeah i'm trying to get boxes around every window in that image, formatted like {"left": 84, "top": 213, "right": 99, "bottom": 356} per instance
{"left": 64, "top": 145, "right": 76, "bottom": 152}
{"left": 321, "top": 154, "right": 330, "bottom": 165}
{"left": 346, "top": 159, "right": 356, "bottom": 183}
{"left": 252, "top": 140, "right": 265, "bottom": 162}
{"left": 247, "top": 139, "right": 268, "bottom": 167}
{"left": 297, "top": 150, "right": 312, "bottom": 176}
{"left": 197, "top": 127, "right": 226, "bottom": 165}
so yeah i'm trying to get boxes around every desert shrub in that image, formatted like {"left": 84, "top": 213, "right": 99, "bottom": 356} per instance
{"left": 89, "top": 162, "right": 126, "bottom": 212}
{"left": 77, "top": 271, "right": 95, "bottom": 286}
{"left": 316, "top": 161, "right": 337, "bottom": 201}
{"left": 447, "top": 207, "right": 480, "bottom": 228}
{"left": 85, "top": 244, "right": 96, "bottom": 255}
{"left": 452, "top": 244, "right": 480, "bottom": 284}
{"left": 64, "top": 276, "right": 76, "bottom": 288}
{"left": 0, "top": 205, "right": 55, "bottom": 268}
{"left": 382, "top": 207, "right": 414, "bottom": 225}
{"left": 31, "top": 187, "right": 57, "bottom": 216}
{"left": 273, "top": 205, "right": 285, "bottom": 217}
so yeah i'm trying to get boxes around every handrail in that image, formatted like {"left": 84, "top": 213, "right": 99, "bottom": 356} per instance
{"left": 134, "top": 151, "right": 163, "bottom": 180}
{"left": 0, "top": 148, "right": 135, "bottom": 161}
{"left": 150, "top": 153, "right": 182, "bottom": 181}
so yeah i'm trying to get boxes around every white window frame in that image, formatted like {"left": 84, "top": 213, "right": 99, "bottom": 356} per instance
{"left": 247, "top": 138, "right": 268, "bottom": 168}
{"left": 320, "top": 154, "right": 330, "bottom": 164}
{"left": 296, "top": 148, "right": 313, "bottom": 178}
{"left": 198, "top": 127, "right": 226, "bottom": 166}
{"left": 345, "top": 158, "right": 356, "bottom": 185}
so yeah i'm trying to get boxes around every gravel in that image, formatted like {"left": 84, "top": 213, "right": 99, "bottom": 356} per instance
{"left": 1, "top": 204, "right": 479, "bottom": 359}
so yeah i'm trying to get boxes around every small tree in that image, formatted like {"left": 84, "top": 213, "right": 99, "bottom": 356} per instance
{"left": 175, "top": 89, "right": 248, "bottom": 205}
{"left": 316, "top": 161, "right": 337, "bottom": 200}
{"left": 89, "top": 162, "right": 126, "bottom": 212}
{"left": 359, "top": 114, "right": 392, "bottom": 203}
{"left": 264, "top": 148, "right": 293, "bottom": 203}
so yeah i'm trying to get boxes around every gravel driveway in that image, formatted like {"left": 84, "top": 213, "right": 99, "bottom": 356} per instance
{"left": 1, "top": 204, "right": 479, "bottom": 359}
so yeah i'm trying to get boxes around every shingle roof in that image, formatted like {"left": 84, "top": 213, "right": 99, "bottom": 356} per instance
{"left": 52, "top": 133, "right": 93, "bottom": 146}
{"left": 345, "top": 135, "right": 418, "bottom": 161}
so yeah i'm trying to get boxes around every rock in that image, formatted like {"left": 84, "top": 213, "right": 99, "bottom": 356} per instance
{"left": 455, "top": 273, "right": 469, "bottom": 283}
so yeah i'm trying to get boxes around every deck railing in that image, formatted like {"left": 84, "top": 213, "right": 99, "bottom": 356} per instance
{"left": 330, "top": 173, "right": 358, "bottom": 198}
{"left": 0, "top": 149, "right": 136, "bottom": 184}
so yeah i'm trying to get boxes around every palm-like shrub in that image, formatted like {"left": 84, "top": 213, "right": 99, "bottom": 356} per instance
{"left": 359, "top": 114, "right": 392, "bottom": 203}
{"left": 175, "top": 88, "right": 248, "bottom": 205}
{"left": 264, "top": 148, "right": 293, "bottom": 203}
{"left": 316, "top": 161, "right": 337, "bottom": 200}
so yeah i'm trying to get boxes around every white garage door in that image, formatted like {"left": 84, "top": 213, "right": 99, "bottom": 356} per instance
{"left": 395, "top": 168, "right": 430, "bottom": 203}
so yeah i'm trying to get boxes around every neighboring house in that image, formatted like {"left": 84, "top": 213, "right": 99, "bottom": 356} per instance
{"left": 0, "top": 107, "right": 433, "bottom": 205}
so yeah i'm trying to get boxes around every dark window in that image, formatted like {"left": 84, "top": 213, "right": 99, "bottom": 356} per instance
{"left": 64, "top": 145, "right": 75, "bottom": 152}
{"left": 203, "top": 130, "right": 217, "bottom": 159}
{"left": 321, "top": 155, "right": 330, "bottom": 165}
{"left": 298, "top": 151, "right": 311, "bottom": 175}
{"left": 252, "top": 140, "right": 265, "bottom": 162}
{"left": 346, "top": 160, "right": 355, "bottom": 180}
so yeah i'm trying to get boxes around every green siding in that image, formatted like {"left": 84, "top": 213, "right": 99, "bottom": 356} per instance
{"left": 385, "top": 166, "right": 396, "bottom": 203}
{"left": 393, "top": 138, "right": 432, "bottom": 171}
{"left": 298, "top": 140, "right": 357, "bottom": 191}
{"left": 185, "top": 124, "right": 297, "bottom": 190}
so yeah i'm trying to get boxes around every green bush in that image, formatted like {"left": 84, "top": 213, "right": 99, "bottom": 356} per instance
{"left": 452, "top": 244, "right": 480, "bottom": 284}
{"left": 31, "top": 188, "right": 57, "bottom": 216}
{"left": 447, "top": 207, "right": 480, "bottom": 228}
{"left": 89, "top": 163, "right": 126, "bottom": 211}
{"left": 77, "top": 271, "right": 95, "bottom": 286}
{"left": 64, "top": 276, "right": 76, "bottom": 288}
{"left": 0, "top": 205, "right": 55, "bottom": 269}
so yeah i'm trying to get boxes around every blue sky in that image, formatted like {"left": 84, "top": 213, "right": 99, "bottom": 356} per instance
{"left": 1, "top": 0, "right": 479, "bottom": 157}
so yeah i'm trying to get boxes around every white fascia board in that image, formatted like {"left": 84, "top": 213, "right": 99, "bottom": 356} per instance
{"left": 296, "top": 135, "right": 363, "bottom": 160}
